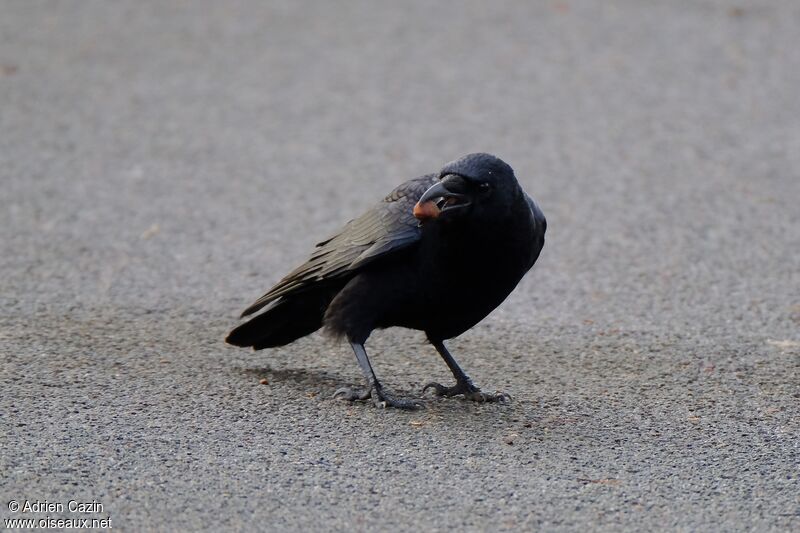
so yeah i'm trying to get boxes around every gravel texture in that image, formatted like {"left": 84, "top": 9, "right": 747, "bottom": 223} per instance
{"left": 1, "top": 1, "right": 798, "bottom": 531}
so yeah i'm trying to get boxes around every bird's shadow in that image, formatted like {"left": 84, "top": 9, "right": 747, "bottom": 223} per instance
{"left": 240, "top": 364, "right": 428, "bottom": 401}
{"left": 241, "top": 365, "right": 348, "bottom": 392}
{"left": 239, "top": 365, "right": 562, "bottom": 439}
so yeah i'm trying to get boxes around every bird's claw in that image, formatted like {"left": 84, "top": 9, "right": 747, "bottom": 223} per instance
{"left": 422, "top": 381, "right": 511, "bottom": 403}
{"left": 334, "top": 386, "right": 423, "bottom": 410}
{"left": 466, "top": 390, "right": 512, "bottom": 403}
{"left": 333, "top": 387, "right": 371, "bottom": 402}
{"left": 422, "top": 382, "right": 455, "bottom": 396}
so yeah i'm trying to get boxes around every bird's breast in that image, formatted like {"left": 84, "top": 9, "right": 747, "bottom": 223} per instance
{"left": 408, "top": 225, "right": 533, "bottom": 338}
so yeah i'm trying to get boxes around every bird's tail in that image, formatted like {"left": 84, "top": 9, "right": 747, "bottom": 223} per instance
{"left": 225, "top": 292, "right": 329, "bottom": 350}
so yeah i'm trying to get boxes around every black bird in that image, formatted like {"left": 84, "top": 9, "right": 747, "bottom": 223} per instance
{"left": 226, "top": 153, "right": 546, "bottom": 409}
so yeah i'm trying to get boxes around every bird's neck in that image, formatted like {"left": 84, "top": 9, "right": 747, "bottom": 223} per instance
{"left": 430, "top": 216, "right": 515, "bottom": 262}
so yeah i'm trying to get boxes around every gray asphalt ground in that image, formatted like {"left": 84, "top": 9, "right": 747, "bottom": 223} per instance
{"left": 1, "top": 1, "right": 799, "bottom": 531}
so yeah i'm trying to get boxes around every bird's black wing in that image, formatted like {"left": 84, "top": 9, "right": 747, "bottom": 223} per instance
{"left": 240, "top": 174, "right": 437, "bottom": 317}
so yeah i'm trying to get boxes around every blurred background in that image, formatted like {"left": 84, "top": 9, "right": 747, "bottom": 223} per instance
{"left": 2, "top": 1, "right": 798, "bottom": 531}
{"left": 2, "top": 1, "right": 798, "bottom": 336}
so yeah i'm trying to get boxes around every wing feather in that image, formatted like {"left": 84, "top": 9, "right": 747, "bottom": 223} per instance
{"left": 240, "top": 174, "right": 436, "bottom": 317}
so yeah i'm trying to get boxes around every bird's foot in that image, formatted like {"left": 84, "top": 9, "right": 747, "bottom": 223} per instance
{"left": 422, "top": 381, "right": 511, "bottom": 403}
{"left": 333, "top": 385, "right": 423, "bottom": 410}
{"left": 333, "top": 386, "right": 371, "bottom": 402}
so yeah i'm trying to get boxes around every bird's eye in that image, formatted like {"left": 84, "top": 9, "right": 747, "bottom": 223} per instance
{"left": 479, "top": 182, "right": 492, "bottom": 193}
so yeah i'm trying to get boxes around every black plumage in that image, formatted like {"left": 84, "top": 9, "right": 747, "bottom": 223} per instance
{"left": 226, "top": 153, "right": 546, "bottom": 409}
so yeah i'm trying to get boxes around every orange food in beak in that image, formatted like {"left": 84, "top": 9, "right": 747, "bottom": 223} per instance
{"left": 413, "top": 200, "right": 440, "bottom": 221}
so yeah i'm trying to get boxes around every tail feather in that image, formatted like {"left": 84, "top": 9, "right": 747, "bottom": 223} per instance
{"left": 226, "top": 293, "right": 329, "bottom": 349}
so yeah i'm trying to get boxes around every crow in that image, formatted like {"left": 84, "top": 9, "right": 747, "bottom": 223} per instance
{"left": 226, "top": 153, "right": 546, "bottom": 409}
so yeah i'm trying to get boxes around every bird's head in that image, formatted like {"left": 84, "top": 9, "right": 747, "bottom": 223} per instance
{"left": 413, "top": 153, "right": 520, "bottom": 223}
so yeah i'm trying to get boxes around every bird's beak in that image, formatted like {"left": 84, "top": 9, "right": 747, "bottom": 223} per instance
{"left": 413, "top": 175, "right": 471, "bottom": 222}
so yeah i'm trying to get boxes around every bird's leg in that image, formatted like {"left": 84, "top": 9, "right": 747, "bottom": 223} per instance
{"left": 423, "top": 339, "right": 511, "bottom": 403}
{"left": 333, "top": 341, "right": 423, "bottom": 410}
